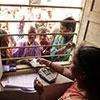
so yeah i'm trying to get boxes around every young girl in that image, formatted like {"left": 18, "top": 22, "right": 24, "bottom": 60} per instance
{"left": 37, "top": 27, "right": 51, "bottom": 60}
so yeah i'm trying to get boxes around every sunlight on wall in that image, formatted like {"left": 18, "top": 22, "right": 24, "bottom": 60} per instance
{"left": 0, "top": 0, "right": 83, "bottom": 7}
{"left": 45, "top": 0, "right": 83, "bottom": 7}
{"left": 0, "top": 0, "right": 29, "bottom": 4}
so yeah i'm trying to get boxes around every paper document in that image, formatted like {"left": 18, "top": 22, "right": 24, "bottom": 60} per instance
{"left": 30, "top": 58, "right": 40, "bottom": 67}
{"left": 1, "top": 73, "right": 40, "bottom": 90}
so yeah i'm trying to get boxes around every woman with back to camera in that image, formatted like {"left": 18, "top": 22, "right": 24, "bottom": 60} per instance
{"left": 34, "top": 43, "right": 100, "bottom": 100}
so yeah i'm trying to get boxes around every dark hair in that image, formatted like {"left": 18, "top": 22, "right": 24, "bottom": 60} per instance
{"left": 28, "top": 26, "right": 36, "bottom": 34}
{"left": 61, "top": 17, "right": 76, "bottom": 32}
{"left": 75, "top": 46, "right": 100, "bottom": 100}
{"left": 0, "top": 29, "right": 8, "bottom": 47}
{"left": 0, "top": 29, "right": 9, "bottom": 64}
{"left": 37, "top": 27, "right": 47, "bottom": 34}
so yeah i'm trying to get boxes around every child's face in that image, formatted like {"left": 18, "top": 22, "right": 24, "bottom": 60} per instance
{"left": 60, "top": 25, "right": 71, "bottom": 37}
{"left": 28, "top": 34, "right": 36, "bottom": 43}
{"left": 40, "top": 35, "right": 46, "bottom": 40}
{"left": 60, "top": 25, "right": 70, "bottom": 33}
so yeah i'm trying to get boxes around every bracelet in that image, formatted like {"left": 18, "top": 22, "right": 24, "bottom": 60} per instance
{"left": 48, "top": 61, "right": 52, "bottom": 67}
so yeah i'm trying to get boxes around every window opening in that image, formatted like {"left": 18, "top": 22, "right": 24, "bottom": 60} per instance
{"left": 0, "top": 0, "right": 86, "bottom": 72}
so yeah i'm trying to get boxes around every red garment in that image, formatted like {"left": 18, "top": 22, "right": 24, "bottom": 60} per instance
{"left": 40, "top": 40, "right": 50, "bottom": 55}
{"left": 58, "top": 80, "right": 87, "bottom": 100}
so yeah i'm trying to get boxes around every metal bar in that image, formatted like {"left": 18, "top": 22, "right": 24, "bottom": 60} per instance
{"left": 0, "top": 20, "right": 79, "bottom": 23}
{"left": 0, "top": 33, "right": 77, "bottom": 36}
{"left": 0, "top": 4, "right": 82, "bottom": 9}
{"left": 2, "top": 53, "right": 72, "bottom": 61}
{"left": 0, "top": 44, "right": 69, "bottom": 49}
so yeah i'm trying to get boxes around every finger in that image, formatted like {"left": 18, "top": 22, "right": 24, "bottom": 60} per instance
{"left": 34, "top": 77, "right": 38, "bottom": 83}
{"left": 37, "top": 58, "right": 40, "bottom": 62}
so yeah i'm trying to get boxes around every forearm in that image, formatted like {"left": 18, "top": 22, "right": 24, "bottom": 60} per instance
{"left": 56, "top": 46, "right": 66, "bottom": 54}
{"left": 50, "top": 62, "right": 73, "bottom": 79}
{"left": 38, "top": 58, "right": 73, "bottom": 80}
{"left": 56, "top": 42, "right": 75, "bottom": 54}
{"left": 44, "top": 60, "right": 73, "bottom": 80}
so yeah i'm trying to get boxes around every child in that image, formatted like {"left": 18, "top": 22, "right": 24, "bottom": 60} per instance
{"left": 37, "top": 27, "right": 51, "bottom": 60}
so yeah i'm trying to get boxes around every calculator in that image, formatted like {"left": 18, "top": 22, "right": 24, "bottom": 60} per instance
{"left": 38, "top": 67, "right": 57, "bottom": 83}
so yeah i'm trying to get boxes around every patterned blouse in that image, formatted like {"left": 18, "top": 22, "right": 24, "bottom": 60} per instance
{"left": 58, "top": 80, "right": 87, "bottom": 100}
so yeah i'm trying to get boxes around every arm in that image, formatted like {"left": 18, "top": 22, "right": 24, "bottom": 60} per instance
{"left": 37, "top": 58, "right": 74, "bottom": 80}
{"left": 56, "top": 42, "right": 75, "bottom": 54}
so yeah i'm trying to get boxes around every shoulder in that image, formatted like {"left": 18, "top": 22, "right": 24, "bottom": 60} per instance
{"left": 53, "top": 35, "right": 60, "bottom": 42}
{"left": 58, "top": 80, "right": 87, "bottom": 100}
{"left": 55, "top": 35, "right": 60, "bottom": 38}
{"left": 34, "top": 40, "right": 40, "bottom": 45}
{"left": 16, "top": 38, "right": 27, "bottom": 46}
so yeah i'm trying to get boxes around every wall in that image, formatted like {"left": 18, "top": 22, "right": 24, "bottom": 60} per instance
{"left": 77, "top": 0, "right": 100, "bottom": 47}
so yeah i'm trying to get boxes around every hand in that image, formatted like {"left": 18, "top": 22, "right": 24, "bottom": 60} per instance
{"left": 16, "top": 59, "right": 29, "bottom": 64}
{"left": 37, "top": 58, "right": 52, "bottom": 68}
{"left": 42, "top": 50, "right": 49, "bottom": 55}
{"left": 37, "top": 58, "right": 48, "bottom": 65}
{"left": 34, "top": 78, "right": 44, "bottom": 94}
{"left": 66, "top": 42, "right": 75, "bottom": 49}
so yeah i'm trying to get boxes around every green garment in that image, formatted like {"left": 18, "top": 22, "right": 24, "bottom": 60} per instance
{"left": 51, "top": 35, "right": 73, "bottom": 61}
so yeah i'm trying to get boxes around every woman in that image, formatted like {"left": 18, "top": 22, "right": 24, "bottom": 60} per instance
{"left": 0, "top": 29, "right": 12, "bottom": 64}
{"left": 34, "top": 44, "right": 100, "bottom": 100}
{"left": 13, "top": 26, "right": 41, "bottom": 57}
